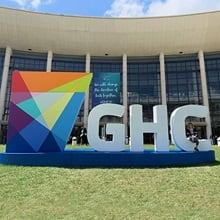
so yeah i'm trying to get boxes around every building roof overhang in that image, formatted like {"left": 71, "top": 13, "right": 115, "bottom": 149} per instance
{"left": 0, "top": 7, "right": 220, "bottom": 56}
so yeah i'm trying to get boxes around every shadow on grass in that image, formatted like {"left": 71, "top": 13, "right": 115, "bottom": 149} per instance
{"left": 1, "top": 161, "right": 219, "bottom": 169}
{"left": 206, "top": 159, "right": 220, "bottom": 167}
{"left": 57, "top": 158, "right": 220, "bottom": 170}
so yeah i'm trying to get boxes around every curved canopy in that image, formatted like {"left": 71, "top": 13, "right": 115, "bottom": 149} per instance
{"left": 0, "top": 7, "right": 220, "bottom": 56}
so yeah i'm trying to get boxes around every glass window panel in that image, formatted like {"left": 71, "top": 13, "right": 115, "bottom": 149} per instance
{"left": 52, "top": 55, "right": 85, "bottom": 72}
{"left": 127, "top": 57, "right": 160, "bottom": 123}
{"left": 0, "top": 50, "right": 5, "bottom": 85}
{"left": 205, "top": 53, "right": 220, "bottom": 134}
{"left": 165, "top": 55, "right": 202, "bottom": 118}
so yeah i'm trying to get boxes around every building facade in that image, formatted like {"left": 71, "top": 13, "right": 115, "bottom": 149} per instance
{"left": 0, "top": 7, "right": 220, "bottom": 143}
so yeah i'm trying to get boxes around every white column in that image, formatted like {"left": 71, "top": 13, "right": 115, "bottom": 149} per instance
{"left": 198, "top": 50, "right": 212, "bottom": 139}
{"left": 46, "top": 50, "right": 53, "bottom": 72}
{"left": 83, "top": 53, "right": 90, "bottom": 128}
{"left": 123, "top": 54, "right": 128, "bottom": 137}
{"left": 0, "top": 46, "right": 12, "bottom": 121}
{"left": 160, "top": 52, "right": 167, "bottom": 105}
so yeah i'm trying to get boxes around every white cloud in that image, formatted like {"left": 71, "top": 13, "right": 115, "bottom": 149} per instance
{"left": 105, "top": 0, "right": 147, "bottom": 17}
{"left": 30, "top": 0, "right": 40, "bottom": 9}
{"left": 105, "top": 0, "right": 220, "bottom": 17}
{"left": 12, "top": 0, "right": 26, "bottom": 8}
{"left": 11, "top": 0, "right": 54, "bottom": 10}
{"left": 147, "top": 0, "right": 220, "bottom": 17}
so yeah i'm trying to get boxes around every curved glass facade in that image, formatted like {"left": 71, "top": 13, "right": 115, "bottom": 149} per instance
{"left": 0, "top": 49, "right": 220, "bottom": 143}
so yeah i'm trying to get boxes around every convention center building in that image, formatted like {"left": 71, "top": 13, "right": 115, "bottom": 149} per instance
{"left": 0, "top": 7, "right": 220, "bottom": 143}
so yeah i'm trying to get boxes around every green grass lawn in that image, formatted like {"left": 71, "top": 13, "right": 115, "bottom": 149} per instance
{"left": 0, "top": 146, "right": 220, "bottom": 219}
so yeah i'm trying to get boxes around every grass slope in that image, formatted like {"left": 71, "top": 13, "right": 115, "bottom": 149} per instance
{"left": 0, "top": 146, "right": 220, "bottom": 219}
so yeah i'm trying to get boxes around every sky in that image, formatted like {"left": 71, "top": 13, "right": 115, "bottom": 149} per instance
{"left": 1, "top": 0, "right": 220, "bottom": 17}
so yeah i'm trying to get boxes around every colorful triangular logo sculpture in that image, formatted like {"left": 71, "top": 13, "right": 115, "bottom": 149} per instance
{"left": 6, "top": 71, "right": 92, "bottom": 153}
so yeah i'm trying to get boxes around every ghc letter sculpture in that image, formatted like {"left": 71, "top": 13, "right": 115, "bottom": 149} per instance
{"left": 0, "top": 71, "right": 215, "bottom": 167}
{"left": 88, "top": 104, "right": 211, "bottom": 152}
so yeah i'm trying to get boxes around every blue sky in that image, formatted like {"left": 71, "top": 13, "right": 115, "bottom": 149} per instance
{"left": 1, "top": 0, "right": 220, "bottom": 17}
